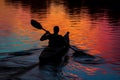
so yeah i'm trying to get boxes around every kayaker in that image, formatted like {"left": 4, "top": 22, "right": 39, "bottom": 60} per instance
{"left": 39, "top": 26, "right": 69, "bottom": 69}
{"left": 40, "top": 26, "right": 69, "bottom": 48}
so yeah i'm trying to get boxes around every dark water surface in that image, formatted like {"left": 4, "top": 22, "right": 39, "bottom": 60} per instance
{"left": 0, "top": 0, "right": 120, "bottom": 80}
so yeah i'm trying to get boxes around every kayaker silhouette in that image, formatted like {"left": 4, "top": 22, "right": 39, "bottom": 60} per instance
{"left": 40, "top": 26, "right": 69, "bottom": 48}
{"left": 31, "top": 20, "right": 70, "bottom": 73}
{"left": 39, "top": 26, "right": 69, "bottom": 68}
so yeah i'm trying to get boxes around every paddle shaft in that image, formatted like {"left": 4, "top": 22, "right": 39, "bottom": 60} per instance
{"left": 42, "top": 28, "right": 48, "bottom": 32}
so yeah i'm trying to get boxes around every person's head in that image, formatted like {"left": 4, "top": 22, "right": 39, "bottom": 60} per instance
{"left": 53, "top": 26, "right": 59, "bottom": 34}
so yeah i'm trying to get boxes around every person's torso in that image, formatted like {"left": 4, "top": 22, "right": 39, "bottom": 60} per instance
{"left": 48, "top": 34, "right": 65, "bottom": 47}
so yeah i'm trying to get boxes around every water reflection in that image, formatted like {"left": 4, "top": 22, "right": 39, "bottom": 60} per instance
{"left": 1, "top": 0, "right": 120, "bottom": 79}
{"left": 5, "top": 0, "right": 120, "bottom": 25}
{"left": 5, "top": 0, "right": 50, "bottom": 19}
{"left": 3, "top": 0, "right": 120, "bottom": 58}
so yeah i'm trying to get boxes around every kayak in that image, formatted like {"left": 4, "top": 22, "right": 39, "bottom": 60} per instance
{"left": 39, "top": 47, "right": 69, "bottom": 66}
{"left": 38, "top": 43, "right": 69, "bottom": 80}
{"left": 39, "top": 32, "right": 70, "bottom": 71}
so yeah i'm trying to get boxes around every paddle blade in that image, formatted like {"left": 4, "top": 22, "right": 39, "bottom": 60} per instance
{"left": 31, "top": 19, "right": 43, "bottom": 29}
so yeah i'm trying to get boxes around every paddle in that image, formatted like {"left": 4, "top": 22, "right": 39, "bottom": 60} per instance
{"left": 31, "top": 19, "right": 48, "bottom": 32}
{"left": 30, "top": 19, "right": 89, "bottom": 56}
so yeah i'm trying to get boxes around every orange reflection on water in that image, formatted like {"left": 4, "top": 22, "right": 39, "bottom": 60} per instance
{"left": 38, "top": 2, "right": 71, "bottom": 35}
{"left": 0, "top": 0, "right": 42, "bottom": 44}
{"left": 1, "top": 0, "right": 118, "bottom": 57}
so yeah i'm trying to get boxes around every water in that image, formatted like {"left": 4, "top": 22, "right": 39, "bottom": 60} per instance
{"left": 0, "top": 0, "right": 120, "bottom": 79}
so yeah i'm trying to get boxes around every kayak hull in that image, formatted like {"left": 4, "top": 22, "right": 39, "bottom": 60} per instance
{"left": 39, "top": 47, "right": 69, "bottom": 67}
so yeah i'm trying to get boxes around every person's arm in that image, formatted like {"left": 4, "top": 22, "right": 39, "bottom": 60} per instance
{"left": 40, "top": 31, "right": 50, "bottom": 41}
